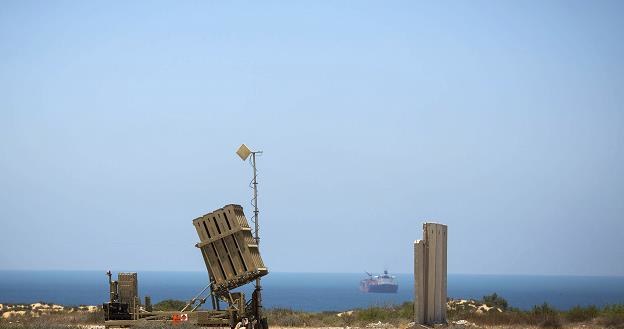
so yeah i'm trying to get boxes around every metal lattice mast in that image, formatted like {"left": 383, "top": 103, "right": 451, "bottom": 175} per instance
{"left": 251, "top": 151, "right": 262, "bottom": 317}
{"left": 252, "top": 152, "right": 259, "bottom": 247}
{"left": 236, "top": 144, "right": 263, "bottom": 319}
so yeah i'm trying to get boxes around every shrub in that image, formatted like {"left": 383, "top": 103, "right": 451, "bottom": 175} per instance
{"left": 398, "top": 301, "right": 413, "bottom": 319}
{"left": 152, "top": 299, "right": 187, "bottom": 311}
{"left": 540, "top": 315, "right": 563, "bottom": 329}
{"left": 264, "top": 308, "right": 306, "bottom": 327}
{"left": 482, "top": 293, "right": 508, "bottom": 311}
{"left": 531, "top": 303, "right": 561, "bottom": 329}
{"left": 353, "top": 302, "right": 412, "bottom": 325}
{"left": 356, "top": 306, "right": 391, "bottom": 322}
{"left": 461, "top": 309, "right": 529, "bottom": 326}
{"left": 598, "top": 304, "right": 624, "bottom": 329}
{"left": 566, "top": 305, "right": 598, "bottom": 322}
{"left": 317, "top": 311, "right": 343, "bottom": 327}
{"left": 340, "top": 312, "right": 355, "bottom": 327}
{"left": 264, "top": 308, "right": 347, "bottom": 327}
{"left": 532, "top": 303, "right": 557, "bottom": 317}
{"left": 266, "top": 303, "right": 414, "bottom": 327}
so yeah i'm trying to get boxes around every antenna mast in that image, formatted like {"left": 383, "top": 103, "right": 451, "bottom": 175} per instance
{"left": 236, "top": 144, "right": 264, "bottom": 319}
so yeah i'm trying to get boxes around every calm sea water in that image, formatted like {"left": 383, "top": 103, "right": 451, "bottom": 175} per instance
{"left": 0, "top": 271, "right": 622, "bottom": 311}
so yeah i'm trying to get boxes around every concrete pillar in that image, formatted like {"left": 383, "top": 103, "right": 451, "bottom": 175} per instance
{"left": 414, "top": 222, "right": 447, "bottom": 325}
{"left": 435, "top": 225, "right": 444, "bottom": 321}
{"left": 414, "top": 240, "right": 425, "bottom": 324}
{"left": 441, "top": 225, "right": 447, "bottom": 320}
{"left": 426, "top": 224, "right": 437, "bottom": 323}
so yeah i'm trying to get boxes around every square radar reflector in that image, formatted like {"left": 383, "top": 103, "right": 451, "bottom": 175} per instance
{"left": 236, "top": 144, "right": 252, "bottom": 161}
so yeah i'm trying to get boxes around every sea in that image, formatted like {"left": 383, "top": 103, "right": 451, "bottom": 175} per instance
{"left": 0, "top": 271, "right": 623, "bottom": 311}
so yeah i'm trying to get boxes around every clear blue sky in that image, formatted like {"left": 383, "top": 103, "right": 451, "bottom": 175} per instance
{"left": 1, "top": 1, "right": 623, "bottom": 276}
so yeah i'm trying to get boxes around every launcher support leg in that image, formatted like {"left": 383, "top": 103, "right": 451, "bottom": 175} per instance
{"left": 254, "top": 281, "right": 262, "bottom": 319}
{"left": 252, "top": 286, "right": 267, "bottom": 329}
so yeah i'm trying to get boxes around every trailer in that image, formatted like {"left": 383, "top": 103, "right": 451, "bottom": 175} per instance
{"left": 103, "top": 204, "right": 269, "bottom": 328}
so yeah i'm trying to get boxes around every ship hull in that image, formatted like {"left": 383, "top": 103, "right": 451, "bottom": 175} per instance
{"left": 360, "top": 283, "right": 398, "bottom": 293}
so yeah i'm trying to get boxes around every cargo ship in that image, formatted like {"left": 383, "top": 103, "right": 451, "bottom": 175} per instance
{"left": 360, "top": 270, "right": 398, "bottom": 293}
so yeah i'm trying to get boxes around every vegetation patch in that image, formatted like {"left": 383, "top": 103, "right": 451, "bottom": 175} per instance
{"left": 598, "top": 304, "right": 624, "bottom": 329}
{"left": 566, "top": 304, "right": 599, "bottom": 322}
{"left": 265, "top": 302, "right": 413, "bottom": 328}
{"left": 2, "top": 297, "right": 624, "bottom": 328}
{"left": 152, "top": 299, "right": 188, "bottom": 311}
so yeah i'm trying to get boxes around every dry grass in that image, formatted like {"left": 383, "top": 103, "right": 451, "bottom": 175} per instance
{"left": 447, "top": 302, "right": 624, "bottom": 329}
{"left": 0, "top": 309, "right": 104, "bottom": 329}
{"left": 449, "top": 305, "right": 562, "bottom": 328}
{"left": 264, "top": 308, "right": 344, "bottom": 327}
{"left": 599, "top": 304, "right": 624, "bottom": 328}
{"left": 1, "top": 300, "right": 623, "bottom": 329}
{"left": 264, "top": 302, "right": 413, "bottom": 328}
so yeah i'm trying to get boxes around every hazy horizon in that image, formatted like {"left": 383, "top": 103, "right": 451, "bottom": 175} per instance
{"left": 1, "top": 1, "right": 623, "bottom": 276}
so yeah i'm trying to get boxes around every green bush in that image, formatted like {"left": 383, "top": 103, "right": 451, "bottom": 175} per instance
{"left": 265, "top": 303, "right": 413, "bottom": 327}
{"left": 264, "top": 308, "right": 306, "bottom": 327}
{"left": 598, "top": 304, "right": 624, "bottom": 328}
{"left": 539, "top": 315, "right": 563, "bottom": 329}
{"left": 602, "top": 304, "right": 624, "bottom": 316}
{"left": 482, "top": 292, "right": 508, "bottom": 311}
{"left": 152, "top": 299, "right": 187, "bottom": 311}
{"left": 356, "top": 306, "right": 388, "bottom": 322}
{"left": 340, "top": 312, "right": 355, "bottom": 327}
{"left": 460, "top": 309, "right": 530, "bottom": 326}
{"left": 355, "top": 302, "right": 412, "bottom": 325}
{"left": 532, "top": 303, "right": 558, "bottom": 317}
{"left": 398, "top": 301, "right": 414, "bottom": 319}
{"left": 531, "top": 303, "right": 562, "bottom": 328}
{"left": 264, "top": 308, "right": 344, "bottom": 327}
{"left": 566, "top": 305, "right": 599, "bottom": 322}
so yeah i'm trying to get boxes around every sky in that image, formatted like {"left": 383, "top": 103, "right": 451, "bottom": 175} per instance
{"left": 1, "top": 1, "right": 623, "bottom": 276}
